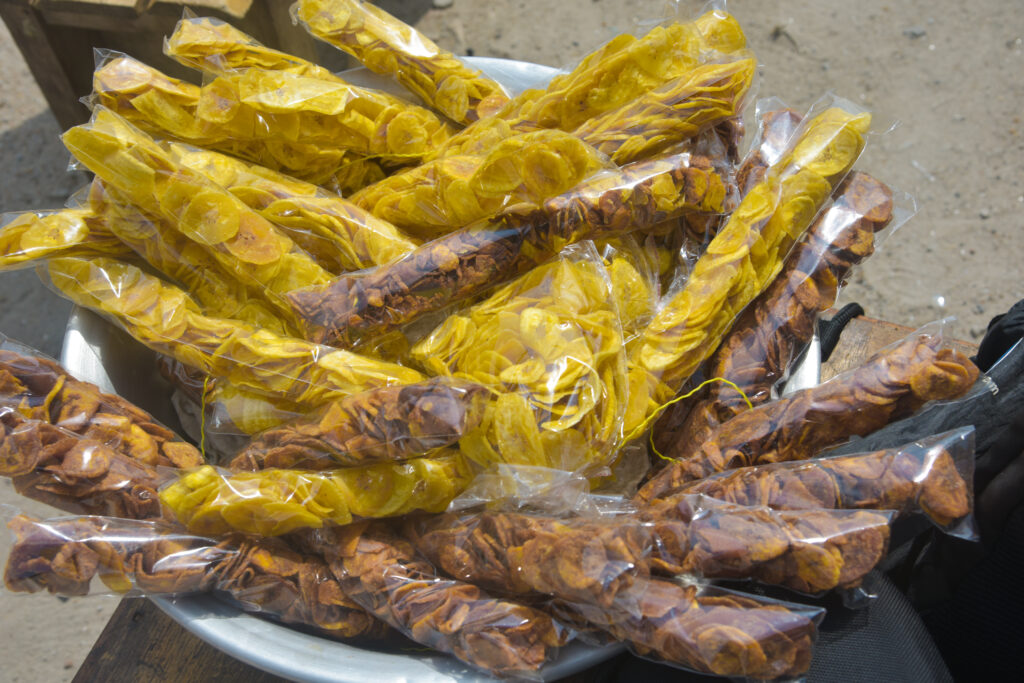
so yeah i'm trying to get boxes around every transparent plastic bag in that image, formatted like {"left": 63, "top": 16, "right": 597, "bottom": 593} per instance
{"left": 4, "top": 514, "right": 387, "bottom": 639}
{"left": 671, "top": 427, "right": 978, "bottom": 538}
{"left": 349, "top": 129, "right": 614, "bottom": 241}
{"left": 159, "top": 453, "right": 473, "bottom": 536}
{"left": 300, "top": 521, "right": 569, "bottom": 679}
{"left": 289, "top": 151, "right": 732, "bottom": 346}
{"left": 43, "top": 256, "right": 425, "bottom": 411}
{"left": 734, "top": 99, "right": 805, "bottom": 198}
{"left": 432, "top": 5, "right": 748, "bottom": 159}
{"left": 229, "top": 378, "right": 489, "bottom": 471}
{"left": 410, "top": 244, "right": 628, "bottom": 474}
{"left": 595, "top": 235, "right": 661, "bottom": 353}
{"left": 552, "top": 581, "right": 821, "bottom": 680}
{"left": 62, "top": 108, "right": 333, "bottom": 315}
{"left": 653, "top": 170, "right": 911, "bottom": 453}
{"left": 85, "top": 179, "right": 296, "bottom": 336}
{"left": 294, "top": 0, "right": 510, "bottom": 125}
{"left": 628, "top": 97, "right": 874, "bottom": 436}
{"left": 0, "top": 209, "right": 130, "bottom": 271}
{"left": 90, "top": 51, "right": 381, "bottom": 185}
{"left": 162, "top": 141, "right": 418, "bottom": 272}
{"left": 0, "top": 337, "right": 202, "bottom": 469}
{"left": 637, "top": 322, "right": 982, "bottom": 503}
{"left": 165, "top": 12, "right": 343, "bottom": 82}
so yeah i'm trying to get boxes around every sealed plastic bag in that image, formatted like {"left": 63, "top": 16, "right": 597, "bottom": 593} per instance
{"left": 45, "top": 257, "right": 425, "bottom": 410}
{"left": 62, "top": 109, "right": 333, "bottom": 313}
{"left": 86, "top": 180, "right": 295, "bottom": 336}
{"left": 653, "top": 170, "right": 901, "bottom": 453}
{"left": 4, "top": 514, "right": 387, "bottom": 639}
{"left": 0, "top": 340, "right": 202, "bottom": 469}
{"left": 669, "top": 428, "right": 977, "bottom": 537}
{"left": 162, "top": 142, "right": 418, "bottom": 271}
{"left": 289, "top": 151, "right": 731, "bottom": 346}
{"left": 295, "top": 0, "right": 510, "bottom": 124}
{"left": 159, "top": 453, "right": 473, "bottom": 536}
{"left": 229, "top": 379, "right": 488, "bottom": 471}
{"left": 301, "top": 521, "right": 569, "bottom": 679}
{"left": 350, "top": 129, "right": 613, "bottom": 241}
{"left": 637, "top": 324, "right": 981, "bottom": 503}
{"left": 165, "top": 13, "right": 343, "bottom": 82}
{"left": 626, "top": 99, "right": 874, "bottom": 433}
{"left": 571, "top": 55, "right": 756, "bottom": 165}
{"left": 434, "top": 7, "right": 748, "bottom": 159}
{"left": 411, "top": 246, "right": 628, "bottom": 473}
{"left": 0, "top": 209, "right": 130, "bottom": 271}
{"left": 91, "top": 53, "right": 383, "bottom": 185}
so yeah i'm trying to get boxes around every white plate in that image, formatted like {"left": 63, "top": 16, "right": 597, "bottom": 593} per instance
{"left": 59, "top": 57, "right": 626, "bottom": 682}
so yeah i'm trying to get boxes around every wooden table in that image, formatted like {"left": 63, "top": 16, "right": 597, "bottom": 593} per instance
{"left": 71, "top": 316, "right": 978, "bottom": 682}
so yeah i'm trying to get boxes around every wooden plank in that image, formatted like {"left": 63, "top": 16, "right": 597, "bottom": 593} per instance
{"left": 73, "top": 598, "right": 287, "bottom": 683}
{"left": 156, "top": 0, "right": 253, "bottom": 19}
{"left": 0, "top": 1, "right": 88, "bottom": 128}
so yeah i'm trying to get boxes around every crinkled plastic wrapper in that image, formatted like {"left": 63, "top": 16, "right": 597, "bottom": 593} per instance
{"left": 91, "top": 52, "right": 365, "bottom": 185}
{"left": 637, "top": 323, "right": 981, "bottom": 503}
{"left": 159, "top": 453, "right": 473, "bottom": 536}
{"left": 165, "top": 14, "right": 344, "bottom": 82}
{"left": 62, "top": 108, "right": 332, "bottom": 314}
{"left": 411, "top": 245, "right": 628, "bottom": 473}
{"left": 4, "top": 514, "right": 387, "bottom": 639}
{"left": 85, "top": 180, "right": 295, "bottom": 336}
{"left": 626, "top": 99, "right": 874, "bottom": 433}
{"left": 435, "top": 7, "right": 748, "bottom": 158}
{"left": 295, "top": 0, "right": 510, "bottom": 125}
{"left": 230, "top": 378, "right": 488, "bottom": 471}
{"left": 301, "top": 521, "right": 569, "bottom": 679}
{"left": 672, "top": 427, "right": 978, "bottom": 538}
{"left": 0, "top": 209, "right": 130, "bottom": 271}
{"left": 654, "top": 170, "right": 900, "bottom": 453}
{"left": 162, "top": 142, "right": 418, "bottom": 272}
{"left": 350, "top": 129, "right": 614, "bottom": 241}
{"left": 44, "top": 256, "right": 425, "bottom": 410}
{"left": 572, "top": 56, "right": 756, "bottom": 165}
{"left": 288, "top": 151, "right": 731, "bottom": 346}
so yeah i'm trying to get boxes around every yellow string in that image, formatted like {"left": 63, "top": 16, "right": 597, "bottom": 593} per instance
{"left": 619, "top": 377, "right": 753, "bottom": 463}
{"left": 199, "top": 375, "right": 211, "bottom": 460}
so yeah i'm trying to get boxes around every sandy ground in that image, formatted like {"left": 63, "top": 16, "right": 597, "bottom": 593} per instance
{"left": 0, "top": 0, "right": 1021, "bottom": 681}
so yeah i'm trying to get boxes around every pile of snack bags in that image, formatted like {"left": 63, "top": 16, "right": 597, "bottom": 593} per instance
{"left": 0, "top": 1, "right": 987, "bottom": 679}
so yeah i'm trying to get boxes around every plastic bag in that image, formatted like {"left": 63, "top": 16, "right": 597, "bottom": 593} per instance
{"left": 0, "top": 339, "right": 202, "bottom": 469}
{"left": 4, "top": 514, "right": 387, "bottom": 639}
{"left": 294, "top": 0, "right": 510, "bottom": 125}
{"left": 44, "top": 256, "right": 425, "bottom": 410}
{"left": 159, "top": 453, "right": 473, "bottom": 536}
{"left": 637, "top": 322, "right": 981, "bottom": 503}
{"left": 229, "top": 378, "right": 488, "bottom": 471}
{"left": 571, "top": 55, "right": 756, "bottom": 165}
{"left": 62, "top": 108, "right": 333, "bottom": 314}
{"left": 552, "top": 581, "right": 821, "bottom": 680}
{"left": 165, "top": 13, "right": 343, "bottom": 82}
{"left": 349, "top": 129, "right": 613, "bottom": 241}
{"left": 433, "top": 7, "right": 748, "bottom": 159}
{"left": 0, "top": 209, "right": 130, "bottom": 271}
{"left": 653, "top": 170, "right": 905, "bottom": 453}
{"left": 300, "top": 521, "right": 569, "bottom": 679}
{"left": 734, "top": 100, "right": 804, "bottom": 198}
{"left": 90, "top": 52, "right": 382, "bottom": 185}
{"left": 595, "top": 235, "right": 660, "bottom": 353}
{"left": 669, "top": 427, "right": 977, "bottom": 538}
{"left": 162, "top": 142, "right": 418, "bottom": 272}
{"left": 412, "top": 500, "right": 891, "bottom": 600}
{"left": 410, "top": 245, "right": 627, "bottom": 474}
{"left": 86, "top": 180, "right": 295, "bottom": 336}
{"left": 626, "top": 98, "right": 874, "bottom": 433}
{"left": 288, "top": 151, "right": 731, "bottom": 346}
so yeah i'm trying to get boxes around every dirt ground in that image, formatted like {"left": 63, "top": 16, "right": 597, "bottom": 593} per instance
{"left": 0, "top": 0, "right": 1021, "bottom": 681}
